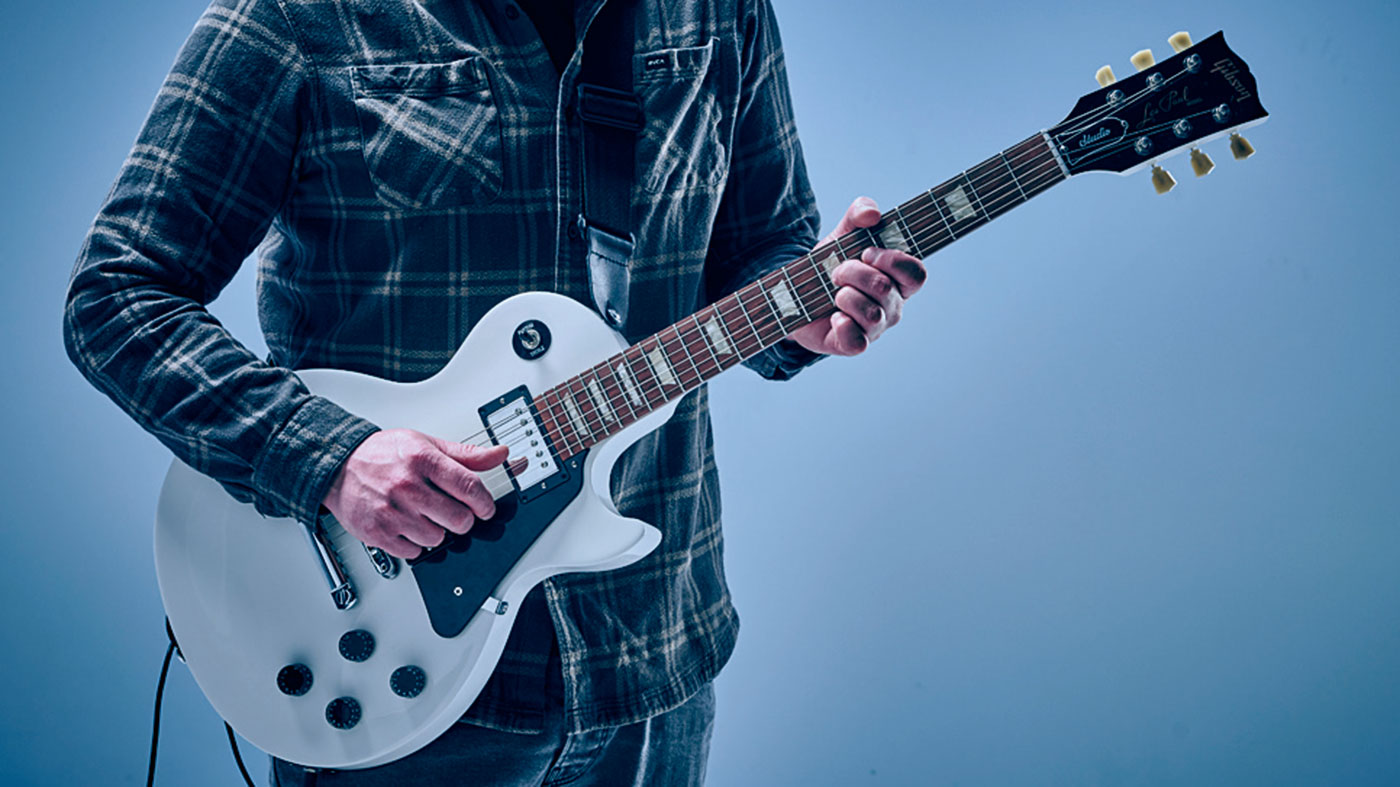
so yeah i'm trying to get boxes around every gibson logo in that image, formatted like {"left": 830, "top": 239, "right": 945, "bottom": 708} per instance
{"left": 1078, "top": 126, "right": 1113, "bottom": 148}
{"left": 1211, "top": 58, "right": 1253, "bottom": 100}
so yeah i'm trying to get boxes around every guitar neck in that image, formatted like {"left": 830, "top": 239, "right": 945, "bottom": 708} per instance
{"left": 535, "top": 132, "right": 1068, "bottom": 460}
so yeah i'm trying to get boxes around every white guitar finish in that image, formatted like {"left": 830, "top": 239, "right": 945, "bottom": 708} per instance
{"left": 154, "top": 292, "right": 675, "bottom": 769}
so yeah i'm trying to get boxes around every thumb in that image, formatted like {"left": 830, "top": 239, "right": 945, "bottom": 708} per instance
{"left": 822, "top": 196, "right": 881, "bottom": 243}
{"left": 430, "top": 436, "right": 511, "bottom": 471}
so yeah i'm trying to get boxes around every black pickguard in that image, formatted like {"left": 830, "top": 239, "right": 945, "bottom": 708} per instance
{"left": 409, "top": 451, "right": 586, "bottom": 638}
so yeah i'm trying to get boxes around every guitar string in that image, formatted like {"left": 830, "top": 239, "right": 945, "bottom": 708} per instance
{"left": 455, "top": 145, "right": 1069, "bottom": 463}
{"left": 396, "top": 53, "right": 1205, "bottom": 488}
{"left": 458, "top": 148, "right": 1072, "bottom": 495}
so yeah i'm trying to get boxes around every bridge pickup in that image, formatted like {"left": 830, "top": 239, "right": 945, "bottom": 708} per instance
{"left": 480, "top": 385, "right": 567, "bottom": 503}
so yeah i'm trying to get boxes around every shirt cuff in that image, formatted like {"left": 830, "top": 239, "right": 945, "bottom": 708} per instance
{"left": 743, "top": 338, "right": 825, "bottom": 381}
{"left": 252, "top": 395, "right": 381, "bottom": 525}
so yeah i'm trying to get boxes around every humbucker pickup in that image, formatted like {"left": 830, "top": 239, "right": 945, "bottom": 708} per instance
{"left": 480, "top": 385, "right": 567, "bottom": 502}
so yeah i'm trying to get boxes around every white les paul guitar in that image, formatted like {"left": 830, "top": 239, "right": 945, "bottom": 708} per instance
{"left": 155, "top": 31, "right": 1267, "bottom": 769}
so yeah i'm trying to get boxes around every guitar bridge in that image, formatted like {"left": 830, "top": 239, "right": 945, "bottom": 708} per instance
{"left": 480, "top": 386, "right": 568, "bottom": 503}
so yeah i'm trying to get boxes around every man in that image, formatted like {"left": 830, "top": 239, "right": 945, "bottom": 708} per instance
{"left": 64, "top": 0, "right": 925, "bottom": 783}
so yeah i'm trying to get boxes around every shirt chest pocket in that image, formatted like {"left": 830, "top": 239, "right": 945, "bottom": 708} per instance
{"left": 634, "top": 39, "right": 727, "bottom": 194}
{"left": 350, "top": 56, "right": 503, "bottom": 210}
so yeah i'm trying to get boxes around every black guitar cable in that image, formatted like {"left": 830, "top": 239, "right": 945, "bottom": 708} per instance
{"left": 146, "top": 638, "right": 176, "bottom": 787}
{"left": 149, "top": 620, "right": 257, "bottom": 787}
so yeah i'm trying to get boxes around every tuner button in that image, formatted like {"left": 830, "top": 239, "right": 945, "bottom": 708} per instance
{"left": 1151, "top": 165, "right": 1177, "bottom": 195}
{"left": 390, "top": 665, "right": 428, "bottom": 699}
{"left": 276, "top": 663, "right": 313, "bottom": 697}
{"left": 325, "top": 697, "right": 362, "bottom": 730}
{"left": 1190, "top": 148, "right": 1215, "bottom": 177}
{"left": 339, "top": 629, "right": 376, "bottom": 662}
{"left": 1229, "top": 132, "right": 1256, "bottom": 160}
{"left": 1168, "top": 31, "right": 1193, "bottom": 53}
{"left": 1131, "top": 49, "right": 1156, "bottom": 71}
{"left": 1095, "top": 65, "right": 1117, "bottom": 87}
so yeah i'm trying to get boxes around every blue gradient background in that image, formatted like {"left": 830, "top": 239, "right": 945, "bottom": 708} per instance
{"left": 3, "top": 1, "right": 1397, "bottom": 784}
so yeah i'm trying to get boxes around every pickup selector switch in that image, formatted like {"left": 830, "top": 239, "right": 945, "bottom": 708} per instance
{"left": 390, "top": 665, "right": 427, "bottom": 698}
{"left": 325, "top": 697, "right": 362, "bottom": 730}
{"left": 339, "top": 629, "right": 375, "bottom": 662}
{"left": 276, "top": 663, "right": 313, "bottom": 696}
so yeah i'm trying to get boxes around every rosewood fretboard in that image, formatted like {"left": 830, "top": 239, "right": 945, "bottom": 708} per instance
{"left": 533, "top": 132, "right": 1067, "bottom": 459}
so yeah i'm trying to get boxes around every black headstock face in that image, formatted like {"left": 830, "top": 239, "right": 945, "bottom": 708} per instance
{"left": 1049, "top": 32, "right": 1268, "bottom": 176}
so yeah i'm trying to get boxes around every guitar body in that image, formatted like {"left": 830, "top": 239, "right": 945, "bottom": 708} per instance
{"left": 154, "top": 292, "right": 674, "bottom": 769}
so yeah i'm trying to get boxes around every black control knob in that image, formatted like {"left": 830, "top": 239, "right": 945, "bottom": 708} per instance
{"left": 338, "top": 629, "right": 375, "bottom": 662}
{"left": 276, "top": 663, "right": 313, "bottom": 697}
{"left": 325, "top": 697, "right": 362, "bottom": 730}
{"left": 390, "top": 665, "right": 427, "bottom": 699}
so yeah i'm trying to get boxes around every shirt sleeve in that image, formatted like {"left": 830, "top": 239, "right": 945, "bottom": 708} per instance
{"left": 63, "top": 0, "right": 379, "bottom": 525}
{"left": 704, "top": 0, "right": 826, "bottom": 382}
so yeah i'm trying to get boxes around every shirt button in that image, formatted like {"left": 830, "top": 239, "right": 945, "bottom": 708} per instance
{"left": 505, "top": 4, "right": 520, "bottom": 20}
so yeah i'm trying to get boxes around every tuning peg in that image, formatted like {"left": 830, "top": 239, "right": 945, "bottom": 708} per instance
{"left": 1229, "top": 131, "right": 1256, "bottom": 160}
{"left": 1151, "top": 164, "right": 1177, "bottom": 194}
{"left": 1131, "top": 49, "right": 1156, "bottom": 71}
{"left": 1095, "top": 65, "right": 1117, "bottom": 87}
{"left": 1189, "top": 148, "right": 1215, "bottom": 177}
{"left": 1168, "top": 32, "right": 1193, "bottom": 53}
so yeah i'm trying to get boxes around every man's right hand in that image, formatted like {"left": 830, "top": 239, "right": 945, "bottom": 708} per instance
{"left": 322, "top": 429, "right": 510, "bottom": 559}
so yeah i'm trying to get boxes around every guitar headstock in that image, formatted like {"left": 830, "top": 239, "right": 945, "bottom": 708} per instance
{"left": 1048, "top": 31, "right": 1268, "bottom": 190}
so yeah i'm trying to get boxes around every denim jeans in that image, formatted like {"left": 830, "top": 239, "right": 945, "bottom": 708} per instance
{"left": 268, "top": 682, "right": 716, "bottom": 786}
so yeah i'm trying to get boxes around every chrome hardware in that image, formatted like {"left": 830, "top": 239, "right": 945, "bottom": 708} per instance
{"left": 364, "top": 545, "right": 399, "bottom": 579}
{"left": 1134, "top": 137, "right": 1153, "bottom": 156}
{"left": 1213, "top": 104, "right": 1231, "bottom": 124}
{"left": 1173, "top": 119, "right": 1192, "bottom": 138}
{"left": 303, "top": 521, "right": 356, "bottom": 611}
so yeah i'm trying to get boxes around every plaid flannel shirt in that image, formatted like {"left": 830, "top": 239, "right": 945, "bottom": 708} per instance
{"left": 65, "top": 0, "right": 821, "bottom": 734}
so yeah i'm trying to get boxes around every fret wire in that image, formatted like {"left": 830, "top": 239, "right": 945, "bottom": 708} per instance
{"left": 613, "top": 350, "right": 646, "bottom": 414}
{"left": 708, "top": 304, "right": 743, "bottom": 361}
{"left": 564, "top": 377, "right": 603, "bottom": 446}
{"left": 754, "top": 272, "right": 792, "bottom": 336}
{"left": 689, "top": 313, "right": 724, "bottom": 374}
{"left": 927, "top": 188, "right": 958, "bottom": 240}
{"left": 806, "top": 252, "right": 838, "bottom": 303}
{"left": 779, "top": 266, "right": 813, "bottom": 324}
{"left": 665, "top": 324, "right": 706, "bottom": 388}
{"left": 625, "top": 344, "right": 665, "bottom": 410}
{"left": 536, "top": 392, "right": 576, "bottom": 458}
{"left": 568, "top": 369, "right": 607, "bottom": 431}
{"left": 891, "top": 204, "right": 921, "bottom": 259}
{"left": 600, "top": 358, "right": 637, "bottom": 425}
{"left": 592, "top": 369, "right": 624, "bottom": 434}
{"left": 800, "top": 255, "right": 837, "bottom": 309}
{"left": 958, "top": 170, "right": 990, "bottom": 225}
{"left": 731, "top": 285, "right": 768, "bottom": 353}
{"left": 1000, "top": 151, "right": 1029, "bottom": 202}
{"left": 789, "top": 257, "right": 833, "bottom": 320}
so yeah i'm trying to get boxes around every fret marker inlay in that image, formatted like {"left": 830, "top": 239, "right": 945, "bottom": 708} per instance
{"left": 587, "top": 378, "right": 615, "bottom": 422}
{"left": 703, "top": 317, "right": 732, "bottom": 355}
{"left": 818, "top": 252, "right": 840, "bottom": 275}
{"left": 769, "top": 280, "right": 799, "bottom": 318}
{"left": 563, "top": 392, "right": 588, "bottom": 437}
{"left": 616, "top": 362, "right": 643, "bottom": 407}
{"left": 879, "top": 223, "right": 911, "bottom": 253}
{"left": 646, "top": 347, "right": 676, "bottom": 387}
{"left": 945, "top": 186, "right": 977, "bottom": 221}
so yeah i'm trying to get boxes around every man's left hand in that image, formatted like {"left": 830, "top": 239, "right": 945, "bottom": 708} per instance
{"left": 787, "top": 196, "right": 927, "bottom": 356}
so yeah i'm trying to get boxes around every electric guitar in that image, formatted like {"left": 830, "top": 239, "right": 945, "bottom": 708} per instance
{"left": 154, "top": 31, "right": 1268, "bottom": 769}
